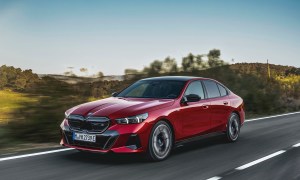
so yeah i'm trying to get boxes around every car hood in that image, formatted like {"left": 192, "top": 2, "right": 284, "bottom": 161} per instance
{"left": 67, "top": 97, "right": 175, "bottom": 118}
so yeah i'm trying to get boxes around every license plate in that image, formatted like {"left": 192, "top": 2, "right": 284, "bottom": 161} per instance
{"left": 73, "top": 132, "right": 96, "bottom": 143}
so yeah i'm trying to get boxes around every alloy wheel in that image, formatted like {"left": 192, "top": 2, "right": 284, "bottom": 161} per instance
{"left": 229, "top": 114, "right": 239, "bottom": 141}
{"left": 152, "top": 123, "right": 172, "bottom": 160}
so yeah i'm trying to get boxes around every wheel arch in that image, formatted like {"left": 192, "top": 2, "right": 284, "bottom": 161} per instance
{"left": 231, "top": 110, "right": 243, "bottom": 126}
{"left": 157, "top": 118, "right": 176, "bottom": 145}
{"left": 232, "top": 111, "right": 241, "bottom": 126}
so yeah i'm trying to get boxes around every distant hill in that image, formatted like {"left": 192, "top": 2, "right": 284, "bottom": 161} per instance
{"left": 36, "top": 63, "right": 297, "bottom": 84}
{"left": 230, "top": 63, "right": 296, "bottom": 77}
{"left": 1, "top": 63, "right": 299, "bottom": 88}
{"left": 38, "top": 74, "right": 124, "bottom": 84}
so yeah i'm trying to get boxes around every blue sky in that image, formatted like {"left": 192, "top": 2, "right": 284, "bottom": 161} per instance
{"left": 0, "top": 0, "right": 299, "bottom": 75}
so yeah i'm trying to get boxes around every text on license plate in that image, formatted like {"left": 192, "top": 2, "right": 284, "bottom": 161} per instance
{"left": 73, "top": 132, "right": 96, "bottom": 142}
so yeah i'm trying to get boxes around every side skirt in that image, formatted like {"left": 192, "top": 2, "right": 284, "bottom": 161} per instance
{"left": 174, "top": 131, "right": 225, "bottom": 148}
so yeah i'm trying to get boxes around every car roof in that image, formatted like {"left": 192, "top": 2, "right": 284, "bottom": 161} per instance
{"left": 141, "top": 76, "right": 203, "bottom": 82}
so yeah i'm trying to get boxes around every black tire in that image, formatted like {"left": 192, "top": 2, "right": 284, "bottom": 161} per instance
{"left": 226, "top": 113, "right": 240, "bottom": 142}
{"left": 147, "top": 121, "right": 173, "bottom": 161}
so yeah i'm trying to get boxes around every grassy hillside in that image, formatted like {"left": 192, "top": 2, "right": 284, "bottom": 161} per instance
{"left": 0, "top": 90, "right": 38, "bottom": 124}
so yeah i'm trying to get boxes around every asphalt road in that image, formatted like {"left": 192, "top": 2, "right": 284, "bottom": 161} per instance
{"left": 1, "top": 113, "right": 300, "bottom": 180}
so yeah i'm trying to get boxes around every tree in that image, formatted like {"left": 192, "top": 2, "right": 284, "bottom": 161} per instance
{"left": 207, "top": 49, "right": 227, "bottom": 68}
{"left": 0, "top": 65, "right": 40, "bottom": 90}
{"left": 0, "top": 66, "right": 8, "bottom": 88}
{"left": 125, "top": 69, "right": 139, "bottom": 75}
{"left": 161, "top": 57, "right": 177, "bottom": 73}
{"left": 0, "top": 73, "right": 8, "bottom": 88}
{"left": 64, "top": 67, "right": 76, "bottom": 77}
{"left": 208, "top": 49, "right": 221, "bottom": 59}
{"left": 15, "top": 75, "right": 27, "bottom": 90}
{"left": 80, "top": 68, "right": 88, "bottom": 76}
{"left": 148, "top": 60, "right": 163, "bottom": 75}
{"left": 195, "top": 55, "right": 208, "bottom": 69}
{"left": 23, "top": 69, "right": 39, "bottom": 88}
{"left": 97, "top": 71, "right": 104, "bottom": 78}
{"left": 5, "top": 66, "right": 17, "bottom": 86}
{"left": 80, "top": 68, "right": 88, "bottom": 72}
{"left": 182, "top": 53, "right": 195, "bottom": 72}
{"left": 142, "top": 67, "right": 150, "bottom": 74}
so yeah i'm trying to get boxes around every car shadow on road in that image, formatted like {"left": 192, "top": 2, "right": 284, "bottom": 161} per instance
{"left": 61, "top": 134, "right": 228, "bottom": 165}
{"left": 172, "top": 134, "right": 228, "bottom": 155}
{"left": 61, "top": 151, "right": 147, "bottom": 165}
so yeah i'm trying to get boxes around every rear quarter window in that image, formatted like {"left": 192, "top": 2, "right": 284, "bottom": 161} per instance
{"left": 217, "top": 84, "right": 228, "bottom": 96}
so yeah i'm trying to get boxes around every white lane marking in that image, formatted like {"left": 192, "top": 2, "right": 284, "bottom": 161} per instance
{"left": 245, "top": 111, "right": 300, "bottom": 122}
{"left": 206, "top": 176, "right": 222, "bottom": 180}
{"left": 235, "top": 150, "right": 286, "bottom": 170}
{"left": 292, "top": 143, "right": 300, "bottom": 147}
{"left": 0, "top": 148, "right": 74, "bottom": 162}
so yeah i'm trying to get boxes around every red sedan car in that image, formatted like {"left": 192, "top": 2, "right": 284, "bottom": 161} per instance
{"left": 60, "top": 76, "right": 245, "bottom": 161}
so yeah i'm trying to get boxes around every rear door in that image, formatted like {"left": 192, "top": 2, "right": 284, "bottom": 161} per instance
{"left": 203, "top": 80, "right": 231, "bottom": 131}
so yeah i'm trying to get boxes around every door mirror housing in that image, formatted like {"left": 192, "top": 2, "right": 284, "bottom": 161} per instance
{"left": 112, "top": 92, "right": 119, "bottom": 97}
{"left": 182, "top": 94, "right": 201, "bottom": 103}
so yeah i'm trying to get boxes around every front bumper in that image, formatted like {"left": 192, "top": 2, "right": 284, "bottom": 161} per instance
{"left": 60, "top": 119, "right": 152, "bottom": 153}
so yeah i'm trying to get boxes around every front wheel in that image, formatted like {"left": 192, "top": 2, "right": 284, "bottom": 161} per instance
{"left": 226, "top": 113, "right": 240, "bottom": 142}
{"left": 147, "top": 121, "right": 173, "bottom": 161}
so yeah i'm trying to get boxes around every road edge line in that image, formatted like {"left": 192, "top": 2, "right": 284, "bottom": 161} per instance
{"left": 0, "top": 148, "right": 74, "bottom": 162}
{"left": 206, "top": 176, "right": 222, "bottom": 180}
{"left": 245, "top": 111, "right": 300, "bottom": 122}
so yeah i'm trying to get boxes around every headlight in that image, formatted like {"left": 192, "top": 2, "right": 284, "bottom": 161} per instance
{"left": 65, "top": 111, "right": 69, "bottom": 118}
{"left": 60, "top": 118, "right": 69, "bottom": 130}
{"left": 115, "top": 113, "right": 148, "bottom": 124}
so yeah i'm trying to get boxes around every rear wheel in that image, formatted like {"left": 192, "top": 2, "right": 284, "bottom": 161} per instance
{"left": 226, "top": 113, "right": 240, "bottom": 142}
{"left": 147, "top": 121, "right": 173, "bottom": 161}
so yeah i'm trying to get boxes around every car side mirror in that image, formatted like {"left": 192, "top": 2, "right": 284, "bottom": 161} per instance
{"left": 112, "top": 92, "right": 119, "bottom": 97}
{"left": 181, "top": 94, "right": 201, "bottom": 104}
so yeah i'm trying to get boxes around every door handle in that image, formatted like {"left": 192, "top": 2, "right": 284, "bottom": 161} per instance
{"left": 202, "top": 105, "right": 209, "bottom": 109}
{"left": 223, "top": 101, "right": 229, "bottom": 105}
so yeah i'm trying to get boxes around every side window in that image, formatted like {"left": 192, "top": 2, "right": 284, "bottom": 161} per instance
{"left": 184, "top": 81, "right": 205, "bottom": 100}
{"left": 203, "top": 80, "right": 221, "bottom": 98}
{"left": 217, "top": 84, "right": 228, "bottom": 96}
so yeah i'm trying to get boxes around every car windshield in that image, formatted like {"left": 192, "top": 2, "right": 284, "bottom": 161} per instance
{"left": 117, "top": 80, "right": 186, "bottom": 99}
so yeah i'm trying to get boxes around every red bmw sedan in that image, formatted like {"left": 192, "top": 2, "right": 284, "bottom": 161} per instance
{"left": 60, "top": 76, "right": 245, "bottom": 161}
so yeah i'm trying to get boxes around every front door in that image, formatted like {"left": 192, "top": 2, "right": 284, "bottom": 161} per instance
{"left": 179, "top": 81, "right": 211, "bottom": 138}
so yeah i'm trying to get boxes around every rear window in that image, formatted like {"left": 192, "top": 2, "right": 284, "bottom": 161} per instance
{"left": 203, "top": 80, "right": 221, "bottom": 98}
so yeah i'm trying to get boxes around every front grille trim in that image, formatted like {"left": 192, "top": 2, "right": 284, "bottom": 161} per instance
{"left": 67, "top": 115, "right": 110, "bottom": 134}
